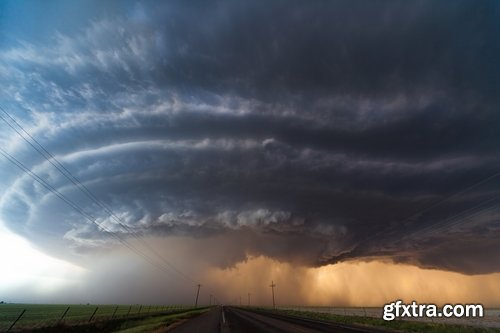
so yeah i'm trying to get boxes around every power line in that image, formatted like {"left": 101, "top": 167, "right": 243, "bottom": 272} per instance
{"left": 1, "top": 108, "right": 193, "bottom": 281}
{"left": 0, "top": 106, "right": 199, "bottom": 284}
{"left": 360, "top": 170, "right": 500, "bottom": 246}
{"left": 1, "top": 106, "right": 224, "bottom": 303}
{"left": 0, "top": 147, "right": 182, "bottom": 278}
{"left": 403, "top": 194, "right": 500, "bottom": 240}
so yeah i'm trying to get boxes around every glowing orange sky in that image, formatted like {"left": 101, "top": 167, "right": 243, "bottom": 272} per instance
{"left": 1, "top": 232, "right": 499, "bottom": 306}
{"left": 205, "top": 256, "right": 500, "bottom": 307}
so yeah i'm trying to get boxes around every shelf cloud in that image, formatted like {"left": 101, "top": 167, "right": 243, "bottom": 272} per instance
{"left": 0, "top": 0, "right": 499, "bottom": 290}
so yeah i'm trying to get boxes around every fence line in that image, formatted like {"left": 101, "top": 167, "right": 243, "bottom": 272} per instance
{"left": 0, "top": 304, "right": 194, "bottom": 332}
{"left": 276, "top": 306, "right": 500, "bottom": 329}
{"left": 111, "top": 306, "right": 118, "bottom": 319}
{"left": 6, "top": 309, "right": 26, "bottom": 332}
{"left": 59, "top": 306, "right": 70, "bottom": 324}
{"left": 88, "top": 307, "right": 99, "bottom": 323}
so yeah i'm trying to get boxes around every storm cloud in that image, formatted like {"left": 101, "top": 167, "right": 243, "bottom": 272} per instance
{"left": 1, "top": 0, "right": 499, "bottom": 279}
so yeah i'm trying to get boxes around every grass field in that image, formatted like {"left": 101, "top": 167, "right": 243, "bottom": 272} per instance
{"left": 0, "top": 303, "right": 196, "bottom": 332}
{"left": 259, "top": 308, "right": 500, "bottom": 333}
{"left": 111, "top": 308, "right": 209, "bottom": 333}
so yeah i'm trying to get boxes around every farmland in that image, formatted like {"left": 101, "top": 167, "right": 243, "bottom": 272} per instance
{"left": 277, "top": 306, "right": 500, "bottom": 329}
{"left": 261, "top": 307, "right": 500, "bottom": 333}
{"left": 0, "top": 303, "right": 205, "bottom": 332}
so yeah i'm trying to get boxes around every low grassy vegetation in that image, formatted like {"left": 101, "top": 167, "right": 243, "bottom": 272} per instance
{"left": 111, "top": 308, "right": 209, "bottom": 333}
{"left": 0, "top": 303, "right": 200, "bottom": 332}
{"left": 255, "top": 307, "right": 500, "bottom": 333}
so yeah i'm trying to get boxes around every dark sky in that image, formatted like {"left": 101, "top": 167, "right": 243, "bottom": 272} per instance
{"left": 0, "top": 0, "right": 499, "bottom": 292}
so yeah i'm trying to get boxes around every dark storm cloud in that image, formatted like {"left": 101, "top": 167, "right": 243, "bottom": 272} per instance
{"left": 1, "top": 0, "right": 499, "bottom": 275}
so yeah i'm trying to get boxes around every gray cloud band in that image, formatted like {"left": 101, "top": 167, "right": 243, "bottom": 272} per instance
{"left": 0, "top": 0, "right": 499, "bottom": 275}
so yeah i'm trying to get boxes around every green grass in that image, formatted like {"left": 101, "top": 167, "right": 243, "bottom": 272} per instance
{"left": 111, "top": 308, "right": 210, "bottom": 333}
{"left": 254, "top": 307, "right": 500, "bottom": 333}
{"left": 0, "top": 303, "right": 192, "bottom": 331}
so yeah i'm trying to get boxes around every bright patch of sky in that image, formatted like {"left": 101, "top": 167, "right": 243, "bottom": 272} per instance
{"left": 0, "top": 222, "right": 84, "bottom": 301}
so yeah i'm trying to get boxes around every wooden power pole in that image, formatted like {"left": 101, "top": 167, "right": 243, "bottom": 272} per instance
{"left": 195, "top": 284, "right": 201, "bottom": 307}
{"left": 270, "top": 280, "right": 276, "bottom": 309}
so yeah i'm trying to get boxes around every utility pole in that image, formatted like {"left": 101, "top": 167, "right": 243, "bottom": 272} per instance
{"left": 195, "top": 284, "right": 201, "bottom": 307}
{"left": 209, "top": 294, "right": 213, "bottom": 306}
{"left": 270, "top": 280, "right": 276, "bottom": 309}
{"left": 248, "top": 293, "right": 251, "bottom": 306}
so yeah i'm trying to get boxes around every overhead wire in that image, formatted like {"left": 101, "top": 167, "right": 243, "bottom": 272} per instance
{"left": 359, "top": 169, "right": 500, "bottom": 246}
{"left": 0, "top": 146, "right": 183, "bottom": 278}
{"left": 0, "top": 106, "right": 199, "bottom": 285}
{"left": 403, "top": 193, "right": 500, "bottom": 240}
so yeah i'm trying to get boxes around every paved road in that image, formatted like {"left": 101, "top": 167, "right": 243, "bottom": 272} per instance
{"left": 168, "top": 307, "right": 221, "bottom": 333}
{"left": 170, "top": 306, "right": 392, "bottom": 333}
{"left": 221, "top": 307, "right": 390, "bottom": 333}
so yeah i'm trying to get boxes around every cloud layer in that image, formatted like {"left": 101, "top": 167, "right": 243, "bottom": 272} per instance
{"left": 0, "top": 0, "right": 499, "bottom": 278}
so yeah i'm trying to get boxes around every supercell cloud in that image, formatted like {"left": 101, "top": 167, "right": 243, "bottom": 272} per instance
{"left": 0, "top": 0, "right": 500, "bottom": 282}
